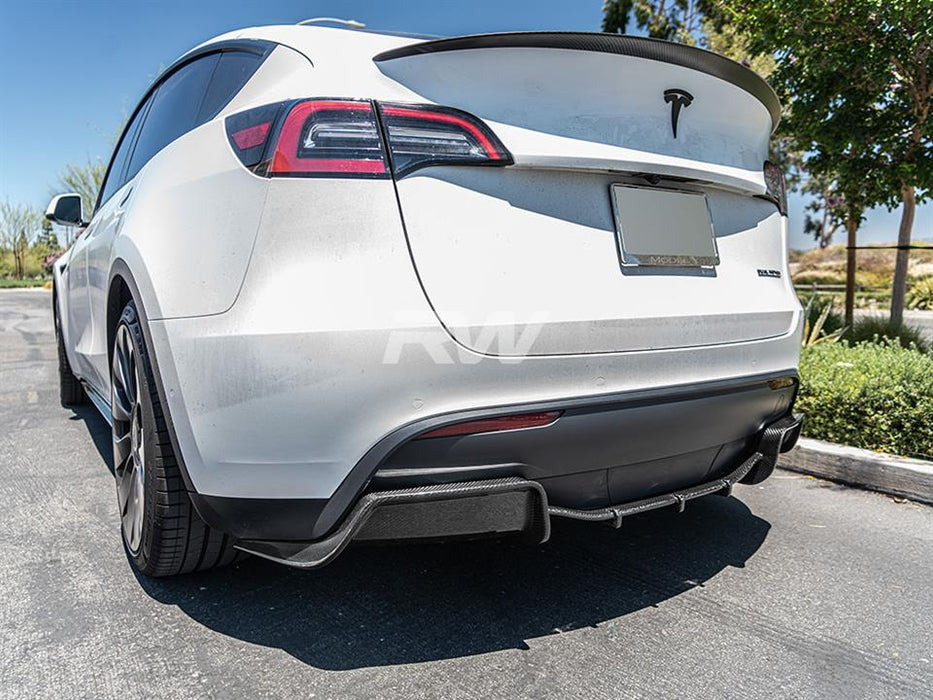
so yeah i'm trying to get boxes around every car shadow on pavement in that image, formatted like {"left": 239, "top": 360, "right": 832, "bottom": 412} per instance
{"left": 72, "top": 404, "right": 771, "bottom": 670}
{"left": 70, "top": 405, "right": 114, "bottom": 474}
{"left": 134, "top": 493, "right": 770, "bottom": 670}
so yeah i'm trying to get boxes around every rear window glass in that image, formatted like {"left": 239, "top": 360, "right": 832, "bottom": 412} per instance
{"left": 197, "top": 51, "right": 263, "bottom": 124}
{"left": 125, "top": 54, "right": 219, "bottom": 182}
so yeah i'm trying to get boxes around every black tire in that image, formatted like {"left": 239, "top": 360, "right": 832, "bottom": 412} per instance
{"left": 54, "top": 292, "right": 86, "bottom": 407}
{"left": 112, "top": 300, "right": 239, "bottom": 577}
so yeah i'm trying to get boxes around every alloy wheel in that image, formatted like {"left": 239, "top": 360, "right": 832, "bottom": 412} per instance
{"left": 112, "top": 325, "right": 145, "bottom": 554}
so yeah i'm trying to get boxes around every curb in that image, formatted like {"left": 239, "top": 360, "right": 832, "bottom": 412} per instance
{"left": 780, "top": 437, "right": 933, "bottom": 505}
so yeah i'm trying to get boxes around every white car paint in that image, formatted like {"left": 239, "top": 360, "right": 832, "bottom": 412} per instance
{"left": 54, "top": 26, "right": 801, "bottom": 505}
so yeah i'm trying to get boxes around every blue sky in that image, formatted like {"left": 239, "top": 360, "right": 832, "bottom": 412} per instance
{"left": 0, "top": 0, "right": 928, "bottom": 250}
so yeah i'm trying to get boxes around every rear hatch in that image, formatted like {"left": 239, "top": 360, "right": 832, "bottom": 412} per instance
{"left": 375, "top": 33, "right": 797, "bottom": 355}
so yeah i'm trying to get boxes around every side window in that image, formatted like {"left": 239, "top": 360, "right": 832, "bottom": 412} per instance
{"left": 125, "top": 54, "right": 219, "bottom": 183}
{"left": 196, "top": 51, "right": 263, "bottom": 124}
{"left": 97, "top": 94, "right": 152, "bottom": 208}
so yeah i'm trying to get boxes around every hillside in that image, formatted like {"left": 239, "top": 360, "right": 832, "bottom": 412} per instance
{"left": 790, "top": 243, "right": 933, "bottom": 287}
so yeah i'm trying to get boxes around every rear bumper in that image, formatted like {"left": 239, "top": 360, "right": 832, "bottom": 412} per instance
{"left": 236, "top": 413, "right": 803, "bottom": 568}
{"left": 192, "top": 372, "right": 799, "bottom": 543}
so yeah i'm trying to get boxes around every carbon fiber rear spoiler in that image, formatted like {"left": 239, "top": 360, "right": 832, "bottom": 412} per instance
{"left": 373, "top": 31, "right": 781, "bottom": 131}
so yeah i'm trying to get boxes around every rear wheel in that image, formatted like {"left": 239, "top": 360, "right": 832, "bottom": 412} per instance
{"left": 54, "top": 293, "right": 86, "bottom": 407}
{"left": 112, "top": 300, "right": 238, "bottom": 576}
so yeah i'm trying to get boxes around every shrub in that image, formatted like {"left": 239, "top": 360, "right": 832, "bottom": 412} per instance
{"left": 844, "top": 315, "right": 931, "bottom": 354}
{"left": 798, "top": 340, "right": 933, "bottom": 459}
{"left": 800, "top": 295, "right": 845, "bottom": 336}
{"left": 798, "top": 296, "right": 930, "bottom": 353}
{"left": 801, "top": 296, "right": 845, "bottom": 346}
{"left": 906, "top": 277, "right": 933, "bottom": 310}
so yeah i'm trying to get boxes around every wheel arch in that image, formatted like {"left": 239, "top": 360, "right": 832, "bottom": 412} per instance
{"left": 106, "top": 259, "right": 198, "bottom": 495}
{"left": 106, "top": 274, "right": 133, "bottom": 369}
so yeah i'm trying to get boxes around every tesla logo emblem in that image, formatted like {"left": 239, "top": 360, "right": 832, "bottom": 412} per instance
{"left": 664, "top": 89, "right": 694, "bottom": 138}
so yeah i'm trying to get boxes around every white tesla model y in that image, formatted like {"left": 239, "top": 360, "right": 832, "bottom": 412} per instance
{"left": 47, "top": 26, "right": 803, "bottom": 576}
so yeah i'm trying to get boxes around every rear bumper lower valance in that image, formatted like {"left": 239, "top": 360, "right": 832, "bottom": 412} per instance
{"left": 235, "top": 413, "right": 803, "bottom": 569}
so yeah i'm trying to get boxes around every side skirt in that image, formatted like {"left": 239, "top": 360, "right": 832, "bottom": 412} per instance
{"left": 82, "top": 381, "right": 113, "bottom": 427}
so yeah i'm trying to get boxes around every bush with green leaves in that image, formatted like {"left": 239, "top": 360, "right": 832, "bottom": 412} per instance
{"left": 906, "top": 277, "right": 933, "bottom": 311}
{"left": 844, "top": 315, "right": 931, "bottom": 354}
{"left": 798, "top": 339, "right": 933, "bottom": 459}
{"left": 798, "top": 295, "right": 930, "bottom": 353}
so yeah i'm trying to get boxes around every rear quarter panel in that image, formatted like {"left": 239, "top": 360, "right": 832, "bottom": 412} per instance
{"left": 112, "top": 44, "right": 315, "bottom": 321}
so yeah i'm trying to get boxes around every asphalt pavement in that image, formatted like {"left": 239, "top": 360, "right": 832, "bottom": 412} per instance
{"left": 1, "top": 288, "right": 931, "bottom": 699}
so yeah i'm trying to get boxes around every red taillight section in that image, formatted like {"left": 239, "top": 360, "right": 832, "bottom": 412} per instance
{"left": 225, "top": 98, "right": 512, "bottom": 179}
{"left": 379, "top": 102, "right": 513, "bottom": 177}
{"left": 268, "top": 100, "right": 388, "bottom": 177}
{"left": 415, "top": 411, "right": 562, "bottom": 440}
{"left": 225, "top": 102, "right": 286, "bottom": 170}
{"left": 230, "top": 122, "right": 271, "bottom": 150}
{"left": 763, "top": 161, "right": 787, "bottom": 216}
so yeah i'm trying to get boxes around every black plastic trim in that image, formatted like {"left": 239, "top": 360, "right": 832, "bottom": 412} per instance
{"left": 81, "top": 381, "right": 113, "bottom": 427}
{"left": 374, "top": 32, "right": 781, "bottom": 130}
{"left": 308, "top": 370, "right": 799, "bottom": 540}
{"left": 549, "top": 414, "right": 803, "bottom": 524}
{"left": 190, "top": 493, "right": 329, "bottom": 541}
{"left": 233, "top": 413, "right": 803, "bottom": 570}
{"left": 165, "top": 370, "right": 797, "bottom": 542}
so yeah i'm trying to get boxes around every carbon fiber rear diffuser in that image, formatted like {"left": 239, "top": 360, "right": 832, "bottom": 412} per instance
{"left": 236, "top": 414, "right": 802, "bottom": 568}
{"left": 550, "top": 450, "right": 758, "bottom": 528}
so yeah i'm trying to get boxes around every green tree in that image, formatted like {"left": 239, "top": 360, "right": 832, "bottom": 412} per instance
{"left": 55, "top": 157, "right": 105, "bottom": 224}
{"left": 0, "top": 201, "right": 41, "bottom": 279}
{"left": 713, "top": 0, "right": 931, "bottom": 327}
{"left": 701, "top": 13, "right": 775, "bottom": 77}
{"left": 35, "top": 218, "right": 60, "bottom": 253}
{"left": 866, "top": 2, "right": 933, "bottom": 328}
{"left": 802, "top": 178, "right": 845, "bottom": 250}
{"left": 601, "top": 0, "right": 705, "bottom": 43}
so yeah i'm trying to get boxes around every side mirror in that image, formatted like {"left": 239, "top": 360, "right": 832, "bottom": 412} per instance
{"left": 46, "top": 193, "right": 85, "bottom": 227}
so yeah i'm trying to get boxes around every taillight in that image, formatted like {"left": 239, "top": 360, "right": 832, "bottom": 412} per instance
{"left": 225, "top": 102, "right": 286, "bottom": 170}
{"left": 225, "top": 99, "right": 512, "bottom": 179}
{"left": 763, "top": 161, "right": 787, "bottom": 216}
{"left": 414, "top": 411, "right": 562, "bottom": 440}
{"left": 378, "top": 102, "right": 513, "bottom": 177}
{"left": 269, "top": 100, "right": 388, "bottom": 177}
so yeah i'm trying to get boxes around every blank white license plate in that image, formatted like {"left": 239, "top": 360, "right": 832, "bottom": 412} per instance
{"left": 610, "top": 184, "right": 719, "bottom": 267}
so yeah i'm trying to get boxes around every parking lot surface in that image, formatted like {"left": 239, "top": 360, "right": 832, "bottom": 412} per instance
{"left": 1, "top": 289, "right": 931, "bottom": 699}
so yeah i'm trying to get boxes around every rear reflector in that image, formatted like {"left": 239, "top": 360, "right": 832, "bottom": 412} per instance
{"left": 415, "top": 411, "right": 562, "bottom": 440}
{"left": 225, "top": 98, "right": 512, "bottom": 179}
{"left": 230, "top": 122, "right": 271, "bottom": 150}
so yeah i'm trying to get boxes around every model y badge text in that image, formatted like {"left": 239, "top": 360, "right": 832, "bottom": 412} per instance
{"left": 664, "top": 89, "right": 693, "bottom": 139}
